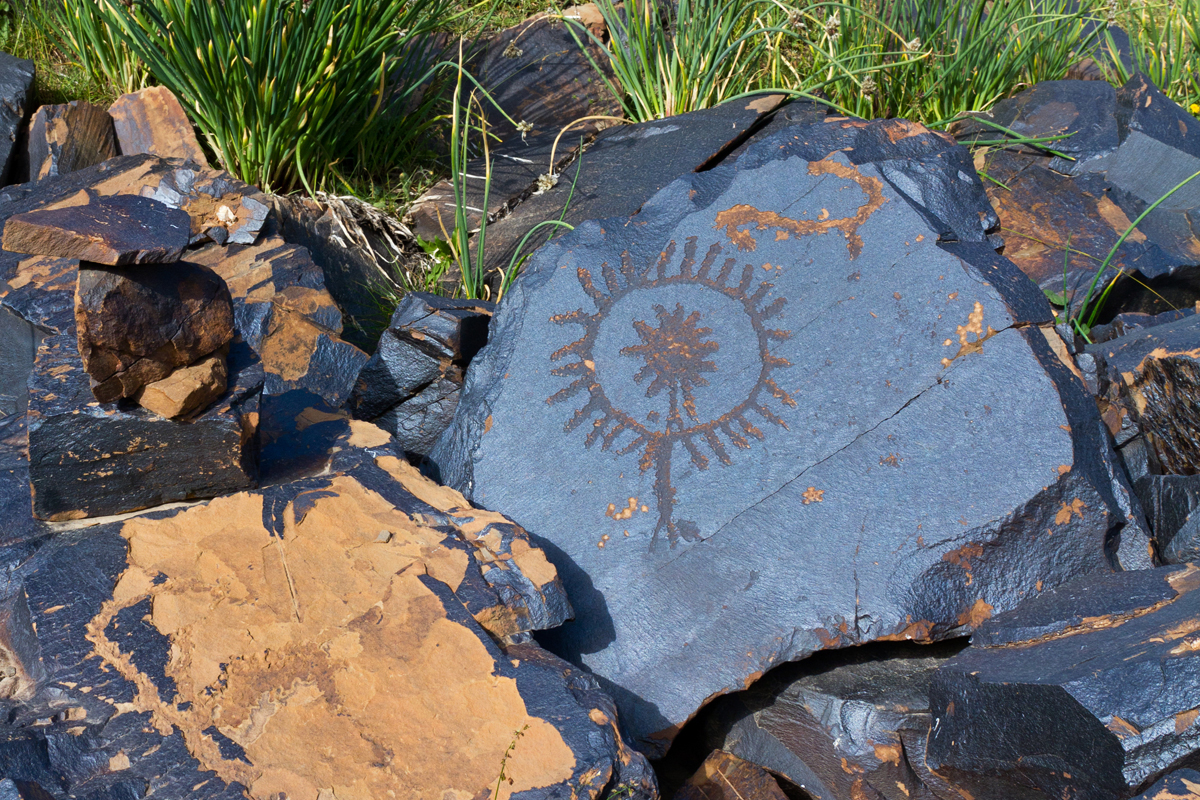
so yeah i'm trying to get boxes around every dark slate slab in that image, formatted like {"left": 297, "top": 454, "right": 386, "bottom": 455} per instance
{"left": 477, "top": 94, "right": 786, "bottom": 275}
{"left": 473, "top": 12, "right": 620, "bottom": 145}
{"left": 1132, "top": 769, "right": 1200, "bottom": 799}
{"left": 950, "top": 79, "right": 1120, "bottom": 172}
{"left": 28, "top": 330, "right": 261, "bottom": 520}
{"left": 732, "top": 113, "right": 1000, "bottom": 247}
{"left": 26, "top": 100, "right": 117, "bottom": 182}
{"left": 928, "top": 565, "right": 1200, "bottom": 799}
{"left": 431, "top": 130, "right": 1141, "bottom": 753}
{"left": 0, "top": 425, "right": 654, "bottom": 800}
{"left": 0, "top": 305, "right": 41, "bottom": 417}
{"left": 2, "top": 194, "right": 190, "bottom": 264}
{"left": 350, "top": 292, "right": 492, "bottom": 455}
{"left": 1136, "top": 474, "right": 1200, "bottom": 563}
{"left": 0, "top": 53, "right": 34, "bottom": 188}
{"left": 980, "top": 75, "right": 1200, "bottom": 317}
{"left": 711, "top": 642, "right": 965, "bottom": 800}
{"left": 0, "top": 414, "right": 48, "bottom": 547}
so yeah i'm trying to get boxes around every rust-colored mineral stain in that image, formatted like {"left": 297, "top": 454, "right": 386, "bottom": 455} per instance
{"left": 1054, "top": 498, "right": 1086, "bottom": 526}
{"left": 85, "top": 486, "right": 576, "bottom": 800}
{"left": 1176, "top": 708, "right": 1199, "bottom": 734}
{"left": 802, "top": 487, "right": 825, "bottom": 504}
{"left": 1096, "top": 196, "right": 1148, "bottom": 244}
{"left": 941, "top": 302, "right": 999, "bottom": 368}
{"left": 258, "top": 309, "right": 322, "bottom": 383}
{"left": 873, "top": 741, "right": 902, "bottom": 766}
{"left": 957, "top": 598, "right": 994, "bottom": 628}
{"left": 1106, "top": 715, "right": 1141, "bottom": 737}
{"left": 712, "top": 157, "right": 887, "bottom": 259}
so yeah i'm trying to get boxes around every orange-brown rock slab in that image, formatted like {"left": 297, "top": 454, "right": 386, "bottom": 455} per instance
{"left": 0, "top": 425, "right": 657, "bottom": 799}
{"left": 109, "top": 86, "right": 209, "bottom": 167}
{"left": 674, "top": 751, "right": 787, "bottom": 800}
{"left": 135, "top": 347, "right": 228, "bottom": 419}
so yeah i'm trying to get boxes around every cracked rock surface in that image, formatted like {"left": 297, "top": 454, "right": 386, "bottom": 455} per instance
{"left": 431, "top": 127, "right": 1144, "bottom": 754}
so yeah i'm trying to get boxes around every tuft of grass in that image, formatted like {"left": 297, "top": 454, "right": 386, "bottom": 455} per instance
{"left": 799, "top": 0, "right": 1102, "bottom": 124}
{"left": 81, "top": 0, "right": 474, "bottom": 195}
{"left": 564, "top": 0, "right": 803, "bottom": 121}
{"left": 1099, "top": 0, "right": 1200, "bottom": 114}
{"left": 3, "top": 1, "right": 121, "bottom": 107}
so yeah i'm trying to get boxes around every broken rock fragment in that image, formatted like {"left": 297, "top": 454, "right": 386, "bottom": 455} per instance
{"left": 26, "top": 100, "right": 117, "bottom": 181}
{"left": 0, "top": 53, "right": 34, "bottom": 187}
{"left": 432, "top": 126, "right": 1139, "bottom": 753}
{"left": 928, "top": 565, "right": 1200, "bottom": 800}
{"left": 109, "top": 85, "right": 208, "bottom": 167}
{"left": 712, "top": 642, "right": 964, "bottom": 800}
{"left": 75, "top": 260, "right": 234, "bottom": 402}
{"left": 675, "top": 751, "right": 788, "bottom": 800}
{"left": 350, "top": 291, "right": 493, "bottom": 455}
{"left": 135, "top": 346, "right": 228, "bottom": 419}
{"left": 2, "top": 193, "right": 190, "bottom": 264}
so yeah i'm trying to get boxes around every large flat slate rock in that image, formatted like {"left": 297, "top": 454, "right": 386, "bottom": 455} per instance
{"left": 0, "top": 423, "right": 656, "bottom": 800}
{"left": 928, "top": 565, "right": 1200, "bottom": 799}
{"left": 431, "top": 128, "right": 1147, "bottom": 754}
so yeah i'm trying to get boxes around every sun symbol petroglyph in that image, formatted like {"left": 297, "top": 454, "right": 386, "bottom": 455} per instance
{"left": 548, "top": 161, "right": 885, "bottom": 549}
{"left": 548, "top": 236, "right": 796, "bottom": 548}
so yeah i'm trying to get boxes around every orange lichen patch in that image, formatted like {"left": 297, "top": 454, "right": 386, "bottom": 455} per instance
{"left": 712, "top": 157, "right": 887, "bottom": 259}
{"left": 1055, "top": 498, "right": 1087, "bottom": 526}
{"left": 802, "top": 487, "right": 825, "bottom": 504}
{"left": 293, "top": 407, "right": 344, "bottom": 432}
{"left": 957, "top": 598, "right": 994, "bottom": 628}
{"left": 879, "top": 119, "right": 944, "bottom": 144}
{"left": 942, "top": 543, "right": 985, "bottom": 572}
{"left": 873, "top": 741, "right": 902, "bottom": 766}
{"left": 1176, "top": 708, "right": 1200, "bottom": 734}
{"left": 1106, "top": 715, "right": 1141, "bottom": 737}
{"left": 745, "top": 94, "right": 785, "bottom": 113}
{"left": 606, "top": 498, "right": 639, "bottom": 520}
{"left": 346, "top": 420, "right": 390, "bottom": 449}
{"left": 5, "top": 255, "right": 76, "bottom": 291}
{"left": 1169, "top": 564, "right": 1200, "bottom": 593}
{"left": 941, "top": 302, "right": 999, "bottom": 368}
{"left": 879, "top": 616, "right": 936, "bottom": 642}
{"left": 88, "top": 486, "right": 575, "bottom": 800}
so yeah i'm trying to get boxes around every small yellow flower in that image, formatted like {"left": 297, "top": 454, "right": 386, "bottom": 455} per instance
{"left": 1191, "top": 103, "right": 1200, "bottom": 116}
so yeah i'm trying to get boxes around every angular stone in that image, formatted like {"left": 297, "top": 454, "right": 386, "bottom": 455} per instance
{"left": 350, "top": 291, "right": 492, "bottom": 429}
{"left": 0, "top": 414, "right": 48, "bottom": 548}
{"left": 431, "top": 131, "right": 1144, "bottom": 753}
{"left": 26, "top": 100, "right": 117, "bottom": 181}
{"left": 712, "top": 642, "right": 963, "bottom": 800}
{"left": 29, "top": 331, "right": 260, "bottom": 520}
{"left": 1135, "top": 474, "right": 1200, "bottom": 563}
{"left": 135, "top": 347, "right": 228, "bottom": 420}
{"left": 75, "top": 260, "right": 235, "bottom": 402}
{"left": 675, "top": 751, "right": 787, "bottom": 800}
{"left": 1134, "top": 769, "right": 1200, "bottom": 799}
{"left": 0, "top": 305, "right": 41, "bottom": 417}
{"left": 1085, "top": 313, "right": 1200, "bottom": 472}
{"left": 0, "top": 154, "right": 269, "bottom": 248}
{"left": 187, "top": 234, "right": 368, "bottom": 406}
{"left": 2, "top": 193, "right": 190, "bottom": 264}
{"left": 0, "top": 426, "right": 656, "bottom": 799}
{"left": 928, "top": 565, "right": 1200, "bottom": 799}
{"left": 376, "top": 373, "right": 462, "bottom": 457}
{"left": 109, "top": 86, "right": 208, "bottom": 167}
{"left": 971, "top": 76, "right": 1200, "bottom": 316}
{"left": 0, "top": 53, "right": 34, "bottom": 188}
